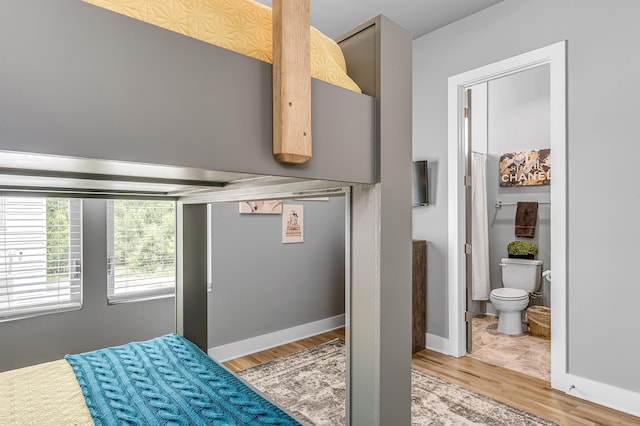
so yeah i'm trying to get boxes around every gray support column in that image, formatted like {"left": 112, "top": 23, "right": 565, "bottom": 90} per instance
{"left": 176, "top": 202, "right": 208, "bottom": 351}
{"left": 349, "top": 16, "right": 413, "bottom": 425}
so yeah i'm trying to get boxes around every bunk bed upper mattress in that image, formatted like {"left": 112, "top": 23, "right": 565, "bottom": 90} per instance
{"left": 0, "top": 334, "right": 300, "bottom": 425}
{"left": 83, "top": 0, "right": 361, "bottom": 93}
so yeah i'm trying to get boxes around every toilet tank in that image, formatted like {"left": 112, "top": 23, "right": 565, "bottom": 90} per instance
{"left": 500, "top": 258, "right": 543, "bottom": 293}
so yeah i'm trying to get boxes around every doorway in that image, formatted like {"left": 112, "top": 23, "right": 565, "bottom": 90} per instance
{"left": 466, "top": 66, "right": 552, "bottom": 381}
{"left": 447, "top": 41, "right": 566, "bottom": 389}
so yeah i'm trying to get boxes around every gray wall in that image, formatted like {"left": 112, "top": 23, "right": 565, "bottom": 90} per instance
{"left": 486, "top": 66, "right": 551, "bottom": 306}
{"left": 413, "top": 0, "right": 640, "bottom": 393}
{"left": 208, "top": 197, "right": 345, "bottom": 346}
{"left": 0, "top": 199, "right": 175, "bottom": 372}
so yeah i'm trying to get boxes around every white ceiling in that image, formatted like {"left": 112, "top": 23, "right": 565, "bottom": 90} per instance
{"left": 256, "top": 0, "right": 503, "bottom": 39}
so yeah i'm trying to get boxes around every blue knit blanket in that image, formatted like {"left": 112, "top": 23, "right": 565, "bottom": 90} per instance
{"left": 65, "top": 334, "right": 300, "bottom": 425}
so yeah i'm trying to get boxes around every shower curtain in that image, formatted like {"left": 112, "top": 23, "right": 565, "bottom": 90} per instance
{"left": 471, "top": 152, "right": 490, "bottom": 300}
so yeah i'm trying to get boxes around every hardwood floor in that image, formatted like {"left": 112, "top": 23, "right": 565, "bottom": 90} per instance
{"left": 223, "top": 328, "right": 345, "bottom": 372}
{"left": 412, "top": 349, "right": 640, "bottom": 426}
{"left": 225, "top": 328, "right": 640, "bottom": 425}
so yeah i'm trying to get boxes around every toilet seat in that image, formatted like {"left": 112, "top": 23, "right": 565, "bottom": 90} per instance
{"left": 490, "top": 287, "right": 528, "bottom": 300}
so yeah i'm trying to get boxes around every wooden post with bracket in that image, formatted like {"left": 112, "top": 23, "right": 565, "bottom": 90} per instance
{"left": 272, "top": 0, "right": 312, "bottom": 164}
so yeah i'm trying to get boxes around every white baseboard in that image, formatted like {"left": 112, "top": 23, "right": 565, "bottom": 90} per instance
{"left": 427, "top": 328, "right": 640, "bottom": 418}
{"left": 426, "top": 333, "right": 450, "bottom": 355}
{"left": 208, "top": 314, "right": 345, "bottom": 362}
{"left": 556, "top": 373, "right": 640, "bottom": 418}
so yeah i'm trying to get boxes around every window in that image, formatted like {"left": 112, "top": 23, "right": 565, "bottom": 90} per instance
{"left": 0, "top": 197, "right": 82, "bottom": 321}
{"left": 107, "top": 200, "right": 176, "bottom": 303}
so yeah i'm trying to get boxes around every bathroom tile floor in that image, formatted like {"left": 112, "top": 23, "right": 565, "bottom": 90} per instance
{"left": 469, "top": 315, "right": 550, "bottom": 381}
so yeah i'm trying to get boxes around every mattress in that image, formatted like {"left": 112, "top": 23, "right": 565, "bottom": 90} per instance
{"left": 0, "top": 334, "right": 300, "bottom": 425}
{"left": 0, "top": 359, "right": 93, "bottom": 425}
{"left": 82, "top": 0, "right": 361, "bottom": 92}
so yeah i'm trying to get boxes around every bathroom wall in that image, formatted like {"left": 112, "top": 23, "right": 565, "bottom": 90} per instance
{"left": 485, "top": 66, "right": 551, "bottom": 308}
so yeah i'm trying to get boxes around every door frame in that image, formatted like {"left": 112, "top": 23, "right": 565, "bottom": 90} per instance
{"left": 446, "top": 41, "right": 567, "bottom": 389}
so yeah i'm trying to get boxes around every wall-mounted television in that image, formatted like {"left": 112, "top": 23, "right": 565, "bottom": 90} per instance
{"left": 412, "top": 160, "right": 429, "bottom": 206}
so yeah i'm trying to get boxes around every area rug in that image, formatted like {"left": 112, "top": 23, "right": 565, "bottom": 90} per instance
{"left": 236, "top": 340, "right": 557, "bottom": 426}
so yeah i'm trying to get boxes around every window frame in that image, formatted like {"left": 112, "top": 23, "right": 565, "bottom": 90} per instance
{"left": 106, "top": 199, "right": 176, "bottom": 304}
{"left": 0, "top": 196, "right": 83, "bottom": 322}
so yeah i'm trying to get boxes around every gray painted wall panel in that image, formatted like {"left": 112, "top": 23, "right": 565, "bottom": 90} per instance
{"left": 0, "top": 0, "right": 375, "bottom": 184}
{"left": 0, "top": 199, "right": 174, "bottom": 372}
{"left": 178, "top": 204, "right": 209, "bottom": 351}
{"left": 376, "top": 17, "right": 413, "bottom": 426}
{"left": 208, "top": 198, "right": 345, "bottom": 346}
{"left": 413, "top": 0, "right": 640, "bottom": 393}
{"left": 339, "top": 25, "right": 378, "bottom": 97}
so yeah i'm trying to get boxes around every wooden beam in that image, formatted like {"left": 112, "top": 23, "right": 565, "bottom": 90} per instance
{"left": 272, "top": 0, "right": 312, "bottom": 165}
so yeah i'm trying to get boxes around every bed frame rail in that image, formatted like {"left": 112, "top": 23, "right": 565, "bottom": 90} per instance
{"left": 0, "top": 0, "right": 375, "bottom": 186}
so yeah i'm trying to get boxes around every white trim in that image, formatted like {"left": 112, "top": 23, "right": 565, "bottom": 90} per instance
{"left": 547, "top": 42, "right": 568, "bottom": 392}
{"left": 447, "top": 78, "right": 467, "bottom": 358}
{"left": 470, "top": 83, "right": 488, "bottom": 155}
{"left": 207, "top": 314, "right": 346, "bottom": 362}
{"left": 447, "top": 41, "right": 567, "bottom": 386}
{"left": 559, "top": 374, "right": 640, "bottom": 418}
{"left": 425, "top": 333, "right": 450, "bottom": 355}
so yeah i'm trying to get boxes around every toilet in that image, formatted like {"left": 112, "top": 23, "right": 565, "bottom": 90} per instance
{"left": 490, "top": 258, "right": 543, "bottom": 335}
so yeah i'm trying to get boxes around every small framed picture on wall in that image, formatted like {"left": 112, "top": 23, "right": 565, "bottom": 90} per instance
{"left": 238, "top": 200, "right": 283, "bottom": 214}
{"left": 282, "top": 204, "right": 304, "bottom": 244}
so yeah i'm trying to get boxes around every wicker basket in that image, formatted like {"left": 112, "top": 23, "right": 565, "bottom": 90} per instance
{"left": 527, "top": 306, "right": 551, "bottom": 338}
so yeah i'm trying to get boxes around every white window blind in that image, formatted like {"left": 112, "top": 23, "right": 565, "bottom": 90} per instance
{"left": 0, "top": 197, "right": 82, "bottom": 321}
{"left": 107, "top": 200, "right": 176, "bottom": 303}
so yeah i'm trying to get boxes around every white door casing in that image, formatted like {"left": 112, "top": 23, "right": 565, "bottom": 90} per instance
{"left": 447, "top": 41, "right": 567, "bottom": 389}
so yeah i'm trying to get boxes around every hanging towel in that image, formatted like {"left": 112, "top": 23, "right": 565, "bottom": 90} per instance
{"left": 515, "top": 201, "right": 538, "bottom": 238}
{"left": 471, "top": 152, "right": 491, "bottom": 301}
